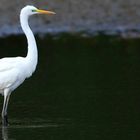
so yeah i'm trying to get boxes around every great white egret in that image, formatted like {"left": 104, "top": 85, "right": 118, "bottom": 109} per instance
{"left": 0, "top": 5, "right": 55, "bottom": 126}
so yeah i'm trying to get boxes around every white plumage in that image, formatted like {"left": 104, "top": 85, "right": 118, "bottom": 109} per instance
{"left": 0, "top": 57, "right": 32, "bottom": 94}
{"left": 0, "top": 5, "right": 55, "bottom": 126}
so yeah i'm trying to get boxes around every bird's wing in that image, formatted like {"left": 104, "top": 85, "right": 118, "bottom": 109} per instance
{"left": 0, "top": 57, "right": 22, "bottom": 72}
{"left": 0, "top": 57, "right": 24, "bottom": 89}
{"left": 0, "top": 68, "right": 19, "bottom": 89}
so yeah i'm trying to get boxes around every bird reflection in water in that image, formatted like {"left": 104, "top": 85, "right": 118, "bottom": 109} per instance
{"left": 2, "top": 126, "right": 9, "bottom": 140}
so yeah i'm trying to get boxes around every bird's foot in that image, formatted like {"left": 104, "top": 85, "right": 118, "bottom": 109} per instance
{"left": 2, "top": 115, "right": 9, "bottom": 127}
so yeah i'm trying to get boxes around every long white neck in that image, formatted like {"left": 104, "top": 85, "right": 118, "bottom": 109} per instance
{"left": 20, "top": 12, "right": 38, "bottom": 75}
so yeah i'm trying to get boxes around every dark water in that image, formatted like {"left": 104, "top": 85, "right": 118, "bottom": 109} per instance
{"left": 0, "top": 34, "right": 140, "bottom": 139}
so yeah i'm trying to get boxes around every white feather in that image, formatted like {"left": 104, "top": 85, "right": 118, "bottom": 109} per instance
{"left": 0, "top": 5, "right": 55, "bottom": 126}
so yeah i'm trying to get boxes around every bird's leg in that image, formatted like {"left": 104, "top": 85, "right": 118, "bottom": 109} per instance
{"left": 2, "top": 125, "right": 9, "bottom": 140}
{"left": 2, "top": 95, "right": 10, "bottom": 126}
{"left": 2, "top": 89, "right": 11, "bottom": 126}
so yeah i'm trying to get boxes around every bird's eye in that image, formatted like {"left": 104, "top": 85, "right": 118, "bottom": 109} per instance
{"left": 32, "top": 9, "right": 36, "bottom": 12}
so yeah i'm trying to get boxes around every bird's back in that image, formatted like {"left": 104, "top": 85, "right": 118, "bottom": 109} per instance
{"left": 0, "top": 57, "right": 27, "bottom": 93}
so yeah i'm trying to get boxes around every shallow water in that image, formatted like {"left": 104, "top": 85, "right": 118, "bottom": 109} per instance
{"left": 0, "top": 34, "right": 140, "bottom": 139}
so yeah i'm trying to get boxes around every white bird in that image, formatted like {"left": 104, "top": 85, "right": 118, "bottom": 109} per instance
{"left": 0, "top": 5, "right": 55, "bottom": 126}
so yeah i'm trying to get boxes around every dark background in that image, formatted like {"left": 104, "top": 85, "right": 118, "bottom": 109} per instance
{"left": 0, "top": 34, "right": 140, "bottom": 139}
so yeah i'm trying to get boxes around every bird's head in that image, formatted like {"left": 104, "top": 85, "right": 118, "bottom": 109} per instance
{"left": 21, "top": 5, "right": 55, "bottom": 16}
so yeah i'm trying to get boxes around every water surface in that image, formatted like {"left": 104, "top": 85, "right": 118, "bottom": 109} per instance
{"left": 0, "top": 34, "right": 140, "bottom": 139}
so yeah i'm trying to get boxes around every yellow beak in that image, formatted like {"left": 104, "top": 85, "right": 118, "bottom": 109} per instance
{"left": 36, "top": 9, "right": 56, "bottom": 14}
